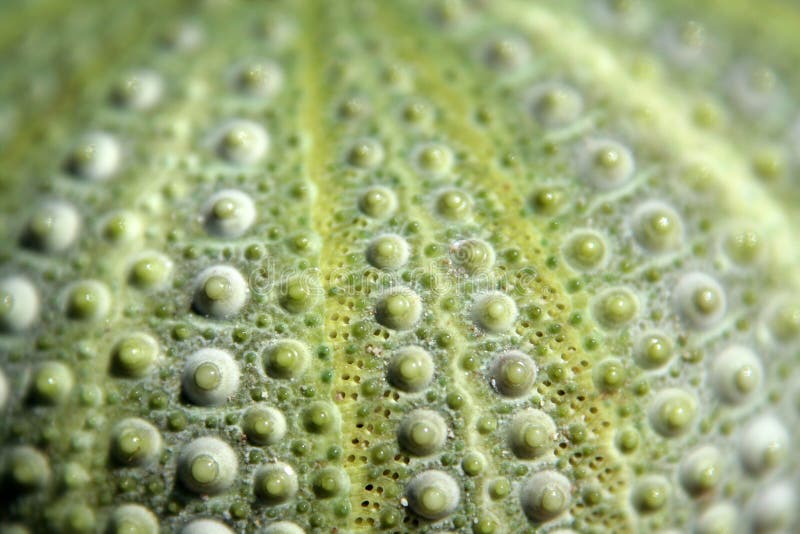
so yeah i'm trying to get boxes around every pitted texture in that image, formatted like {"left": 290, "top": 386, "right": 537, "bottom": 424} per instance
{"left": 1, "top": 1, "right": 799, "bottom": 533}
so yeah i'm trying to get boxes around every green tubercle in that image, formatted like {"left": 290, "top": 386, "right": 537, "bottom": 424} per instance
{"left": 2, "top": 0, "right": 800, "bottom": 532}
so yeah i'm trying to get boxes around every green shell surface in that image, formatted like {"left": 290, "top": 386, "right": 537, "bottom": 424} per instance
{"left": 1, "top": 0, "right": 800, "bottom": 532}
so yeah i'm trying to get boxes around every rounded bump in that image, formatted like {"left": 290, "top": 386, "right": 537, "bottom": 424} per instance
{"left": 366, "top": 234, "right": 410, "bottom": 271}
{"left": 22, "top": 200, "right": 80, "bottom": 253}
{"left": 397, "top": 409, "right": 447, "bottom": 456}
{"left": 177, "top": 437, "right": 238, "bottom": 494}
{"left": 110, "top": 69, "right": 163, "bottom": 110}
{"left": 451, "top": 238, "right": 496, "bottom": 275}
{"left": 192, "top": 265, "right": 249, "bottom": 319}
{"left": 580, "top": 138, "right": 635, "bottom": 189}
{"left": 64, "top": 280, "right": 111, "bottom": 321}
{"left": 490, "top": 351, "right": 537, "bottom": 397}
{"left": 508, "top": 409, "right": 556, "bottom": 460}
{"left": 0, "top": 276, "right": 39, "bottom": 333}
{"left": 376, "top": 287, "right": 422, "bottom": 331}
{"left": 387, "top": 346, "right": 434, "bottom": 393}
{"left": 472, "top": 292, "right": 517, "bottom": 334}
{"left": 214, "top": 119, "right": 269, "bottom": 164}
{"left": 182, "top": 348, "right": 240, "bottom": 406}
{"left": 243, "top": 406, "right": 287, "bottom": 445}
{"left": 674, "top": 272, "right": 726, "bottom": 330}
{"left": 111, "top": 332, "right": 160, "bottom": 378}
{"left": 110, "top": 417, "right": 162, "bottom": 467}
{"left": 519, "top": 470, "right": 571, "bottom": 522}
{"left": 254, "top": 463, "right": 298, "bottom": 504}
{"left": 648, "top": 388, "right": 697, "bottom": 437}
{"left": 405, "top": 470, "right": 460, "bottom": 520}
{"left": 65, "top": 132, "right": 121, "bottom": 181}
{"left": 107, "top": 504, "right": 159, "bottom": 534}
{"left": 358, "top": 186, "right": 397, "bottom": 219}
{"left": 592, "top": 287, "right": 638, "bottom": 329}
{"left": 265, "top": 339, "right": 309, "bottom": 379}
{"left": 739, "top": 415, "right": 788, "bottom": 476}
{"left": 203, "top": 189, "right": 256, "bottom": 238}
{"left": 710, "top": 345, "right": 763, "bottom": 404}
{"left": 128, "top": 251, "right": 173, "bottom": 290}
{"left": 631, "top": 201, "right": 684, "bottom": 253}
{"left": 563, "top": 231, "right": 607, "bottom": 271}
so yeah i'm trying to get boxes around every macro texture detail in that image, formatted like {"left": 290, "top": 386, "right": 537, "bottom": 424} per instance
{"left": 1, "top": 0, "right": 800, "bottom": 533}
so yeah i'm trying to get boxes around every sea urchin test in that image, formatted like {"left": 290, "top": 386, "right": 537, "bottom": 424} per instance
{"left": 1, "top": 0, "right": 799, "bottom": 532}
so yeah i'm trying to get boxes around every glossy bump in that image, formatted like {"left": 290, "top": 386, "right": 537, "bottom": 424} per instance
{"left": 519, "top": 470, "right": 571, "bottom": 522}
{"left": 674, "top": 272, "right": 726, "bottom": 330}
{"left": 178, "top": 437, "right": 238, "bottom": 494}
{"left": 530, "top": 186, "right": 566, "bottom": 215}
{"left": 435, "top": 188, "right": 472, "bottom": 220}
{"left": 214, "top": 119, "right": 269, "bottom": 164}
{"left": 110, "top": 69, "right": 163, "bottom": 110}
{"left": 192, "top": 265, "right": 249, "bottom": 319}
{"left": 766, "top": 300, "right": 800, "bottom": 343}
{"left": 451, "top": 238, "right": 495, "bottom": 275}
{"left": 387, "top": 346, "right": 435, "bottom": 393}
{"left": 182, "top": 348, "right": 240, "bottom": 406}
{"left": 107, "top": 504, "right": 159, "bottom": 534}
{"left": 490, "top": 351, "right": 537, "bottom": 397}
{"left": 312, "top": 467, "right": 349, "bottom": 498}
{"left": 265, "top": 340, "right": 309, "bottom": 379}
{"left": 22, "top": 201, "right": 80, "bottom": 253}
{"left": 347, "top": 138, "right": 384, "bottom": 168}
{"left": 4, "top": 446, "right": 50, "bottom": 491}
{"left": 111, "top": 332, "right": 159, "bottom": 377}
{"left": 631, "top": 201, "right": 683, "bottom": 253}
{"left": 254, "top": 463, "right": 298, "bottom": 504}
{"left": 101, "top": 210, "right": 142, "bottom": 244}
{"left": 64, "top": 280, "right": 111, "bottom": 321}
{"left": 110, "top": 418, "right": 162, "bottom": 466}
{"left": 243, "top": 406, "right": 287, "bottom": 445}
{"left": 563, "top": 231, "right": 607, "bottom": 271}
{"left": 635, "top": 332, "right": 673, "bottom": 370}
{"left": 508, "top": 409, "right": 556, "bottom": 460}
{"left": 739, "top": 415, "right": 788, "bottom": 475}
{"left": 405, "top": 470, "right": 460, "bottom": 520}
{"left": 376, "top": 288, "right": 422, "bottom": 331}
{"left": 413, "top": 142, "right": 454, "bottom": 175}
{"left": 529, "top": 82, "right": 583, "bottom": 128}
{"left": 128, "top": 252, "right": 173, "bottom": 289}
{"left": 397, "top": 409, "right": 447, "bottom": 456}
{"left": 65, "top": 132, "right": 121, "bottom": 181}
{"left": 472, "top": 292, "right": 517, "bottom": 333}
{"left": 278, "top": 276, "right": 319, "bottom": 314}
{"left": 366, "top": 234, "right": 410, "bottom": 271}
{"left": 358, "top": 186, "right": 397, "bottom": 219}
{"left": 632, "top": 475, "right": 670, "bottom": 513}
{"left": 31, "top": 361, "right": 73, "bottom": 405}
{"left": 679, "top": 445, "right": 722, "bottom": 497}
{"left": 232, "top": 59, "right": 283, "bottom": 97}
{"left": 203, "top": 189, "right": 256, "bottom": 238}
{"left": 581, "top": 138, "right": 635, "bottom": 189}
{"left": 593, "top": 288, "right": 638, "bottom": 329}
{"left": 724, "top": 229, "right": 762, "bottom": 265}
{"left": 592, "top": 358, "right": 626, "bottom": 392}
{"left": 711, "top": 345, "right": 762, "bottom": 404}
{"left": 648, "top": 388, "right": 697, "bottom": 437}
{"left": 0, "top": 276, "right": 39, "bottom": 333}
{"left": 750, "top": 482, "right": 795, "bottom": 533}
{"left": 302, "top": 402, "right": 339, "bottom": 434}
{"left": 695, "top": 502, "right": 737, "bottom": 534}
{"left": 483, "top": 35, "right": 530, "bottom": 70}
